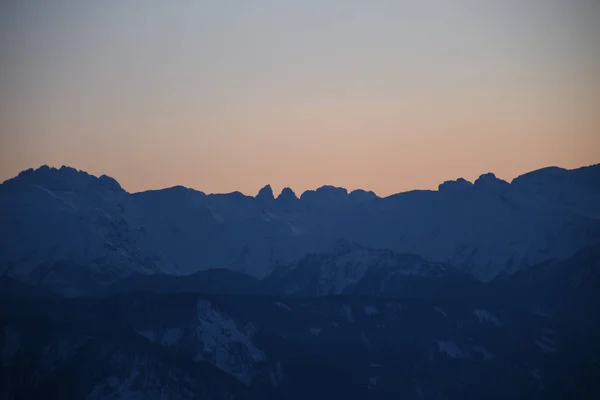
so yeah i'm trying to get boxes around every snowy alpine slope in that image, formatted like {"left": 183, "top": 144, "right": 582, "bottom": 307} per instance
{"left": 1, "top": 163, "right": 599, "bottom": 291}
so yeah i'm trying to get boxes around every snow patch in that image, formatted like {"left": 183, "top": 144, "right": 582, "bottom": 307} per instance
{"left": 473, "top": 309, "right": 501, "bottom": 326}
{"left": 413, "top": 379, "right": 425, "bottom": 400}
{"left": 275, "top": 302, "right": 292, "bottom": 311}
{"left": 436, "top": 340, "right": 465, "bottom": 359}
{"left": 135, "top": 329, "right": 157, "bottom": 342}
{"left": 195, "top": 299, "right": 266, "bottom": 384}
{"left": 535, "top": 336, "right": 556, "bottom": 353}
{"left": 88, "top": 356, "right": 145, "bottom": 400}
{"left": 287, "top": 223, "right": 304, "bottom": 234}
{"left": 309, "top": 328, "right": 322, "bottom": 337}
{"left": 341, "top": 304, "right": 355, "bottom": 323}
{"left": 361, "top": 333, "right": 371, "bottom": 346}
{"left": 368, "top": 376, "right": 381, "bottom": 390}
{"left": 270, "top": 361, "right": 284, "bottom": 386}
{"left": 434, "top": 306, "right": 448, "bottom": 318}
{"left": 532, "top": 369, "right": 544, "bottom": 390}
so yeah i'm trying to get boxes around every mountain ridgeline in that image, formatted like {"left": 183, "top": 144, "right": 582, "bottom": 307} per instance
{"left": 2, "top": 163, "right": 600, "bottom": 290}
{"left": 1, "top": 163, "right": 600, "bottom": 399}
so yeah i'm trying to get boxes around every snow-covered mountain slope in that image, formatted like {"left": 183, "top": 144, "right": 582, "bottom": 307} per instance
{"left": 1, "top": 163, "right": 599, "bottom": 291}
{"left": 331, "top": 168, "right": 600, "bottom": 280}
{"left": 0, "top": 166, "right": 330, "bottom": 291}
{"left": 0, "top": 166, "right": 174, "bottom": 295}
{"left": 267, "top": 241, "right": 484, "bottom": 299}
{"left": 76, "top": 243, "right": 484, "bottom": 302}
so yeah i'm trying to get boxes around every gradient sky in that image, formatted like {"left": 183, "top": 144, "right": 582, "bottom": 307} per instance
{"left": 1, "top": 1, "right": 599, "bottom": 196}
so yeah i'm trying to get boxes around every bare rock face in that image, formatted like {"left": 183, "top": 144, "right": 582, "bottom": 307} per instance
{"left": 474, "top": 173, "right": 509, "bottom": 194}
{"left": 438, "top": 178, "right": 474, "bottom": 193}
{"left": 256, "top": 184, "right": 275, "bottom": 203}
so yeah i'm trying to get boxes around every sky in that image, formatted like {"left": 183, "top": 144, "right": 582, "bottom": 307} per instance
{"left": 0, "top": 1, "right": 599, "bottom": 197}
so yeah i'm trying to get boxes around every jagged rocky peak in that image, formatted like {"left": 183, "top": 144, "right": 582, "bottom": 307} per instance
{"left": 301, "top": 185, "right": 350, "bottom": 206}
{"left": 438, "top": 178, "right": 474, "bottom": 193}
{"left": 7, "top": 165, "right": 124, "bottom": 193}
{"left": 474, "top": 173, "right": 509, "bottom": 193}
{"left": 348, "top": 189, "right": 378, "bottom": 203}
{"left": 15, "top": 165, "right": 86, "bottom": 180}
{"left": 256, "top": 184, "right": 275, "bottom": 202}
{"left": 299, "top": 185, "right": 378, "bottom": 207}
{"left": 276, "top": 187, "right": 298, "bottom": 202}
{"left": 316, "top": 185, "right": 348, "bottom": 196}
{"left": 93, "top": 174, "right": 124, "bottom": 192}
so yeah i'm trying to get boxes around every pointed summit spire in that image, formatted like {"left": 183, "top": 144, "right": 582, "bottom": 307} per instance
{"left": 256, "top": 184, "right": 274, "bottom": 202}
{"left": 277, "top": 187, "right": 298, "bottom": 201}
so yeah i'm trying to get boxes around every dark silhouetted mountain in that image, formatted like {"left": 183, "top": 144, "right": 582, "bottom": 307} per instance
{"left": 438, "top": 177, "right": 474, "bottom": 193}
{"left": 276, "top": 187, "right": 298, "bottom": 201}
{"left": 275, "top": 187, "right": 300, "bottom": 210}
{"left": 300, "top": 185, "right": 349, "bottom": 207}
{"left": 3, "top": 165, "right": 125, "bottom": 194}
{"left": 255, "top": 184, "right": 275, "bottom": 203}
{"left": 348, "top": 188, "right": 378, "bottom": 203}
{"left": 473, "top": 173, "right": 510, "bottom": 194}
{"left": 2, "top": 163, "right": 600, "bottom": 296}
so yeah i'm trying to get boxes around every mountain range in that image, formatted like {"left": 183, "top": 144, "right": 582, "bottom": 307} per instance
{"left": 1, "top": 163, "right": 600, "bottom": 399}
{"left": 1, "top": 163, "right": 600, "bottom": 294}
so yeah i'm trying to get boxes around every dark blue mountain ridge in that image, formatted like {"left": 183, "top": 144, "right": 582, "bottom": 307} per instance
{"left": 2, "top": 163, "right": 600, "bottom": 295}
{"left": 2, "top": 163, "right": 600, "bottom": 399}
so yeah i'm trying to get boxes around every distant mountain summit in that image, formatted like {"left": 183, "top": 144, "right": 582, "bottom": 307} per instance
{"left": 3, "top": 164, "right": 599, "bottom": 400}
{"left": 277, "top": 187, "right": 298, "bottom": 201}
{"left": 4, "top": 165, "right": 124, "bottom": 193}
{"left": 1, "top": 163, "right": 600, "bottom": 294}
{"left": 300, "top": 185, "right": 378, "bottom": 208}
{"left": 256, "top": 184, "right": 275, "bottom": 203}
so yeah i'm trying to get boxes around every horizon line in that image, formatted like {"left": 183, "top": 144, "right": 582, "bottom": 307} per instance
{"left": 4, "top": 161, "right": 598, "bottom": 199}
